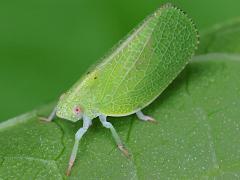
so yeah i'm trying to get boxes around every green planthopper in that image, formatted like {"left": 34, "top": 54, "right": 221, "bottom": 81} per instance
{"left": 40, "top": 3, "right": 199, "bottom": 176}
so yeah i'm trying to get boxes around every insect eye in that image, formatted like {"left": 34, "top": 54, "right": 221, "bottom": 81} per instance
{"left": 74, "top": 107, "right": 81, "bottom": 115}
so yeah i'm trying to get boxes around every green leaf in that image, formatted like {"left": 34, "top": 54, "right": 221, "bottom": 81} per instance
{"left": 198, "top": 18, "right": 240, "bottom": 54}
{"left": 0, "top": 53, "right": 239, "bottom": 179}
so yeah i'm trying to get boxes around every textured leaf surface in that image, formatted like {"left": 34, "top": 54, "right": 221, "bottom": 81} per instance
{"left": 198, "top": 18, "right": 240, "bottom": 54}
{"left": 0, "top": 53, "right": 240, "bottom": 179}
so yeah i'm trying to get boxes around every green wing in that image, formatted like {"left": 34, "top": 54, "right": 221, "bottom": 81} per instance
{"left": 71, "top": 4, "right": 198, "bottom": 117}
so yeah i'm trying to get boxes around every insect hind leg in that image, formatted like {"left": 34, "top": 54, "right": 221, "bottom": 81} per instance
{"left": 136, "top": 110, "right": 157, "bottom": 123}
{"left": 99, "top": 115, "right": 129, "bottom": 157}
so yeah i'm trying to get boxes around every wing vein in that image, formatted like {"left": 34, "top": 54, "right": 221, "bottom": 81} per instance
{"left": 108, "top": 21, "right": 158, "bottom": 102}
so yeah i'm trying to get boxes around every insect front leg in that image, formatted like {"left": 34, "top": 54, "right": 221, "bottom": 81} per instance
{"left": 99, "top": 115, "right": 129, "bottom": 157}
{"left": 66, "top": 116, "right": 92, "bottom": 176}
{"left": 136, "top": 110, "right": 157, "bottom": 123}
{"left": 39, "top": 107, "right": 57, "bottom": 122}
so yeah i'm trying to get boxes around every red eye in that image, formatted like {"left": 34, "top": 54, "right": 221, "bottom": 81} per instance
{"left": 74, "top": 107, "right": 81, "bottom": 115}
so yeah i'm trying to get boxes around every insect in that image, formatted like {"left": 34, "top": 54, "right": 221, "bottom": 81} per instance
{"left": 40, "top": 3, "right": 198, "bottom": 176}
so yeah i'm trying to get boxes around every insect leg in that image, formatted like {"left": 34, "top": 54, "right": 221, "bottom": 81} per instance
{"left": 99, "top": 115, "right": 129, "bottom": 157}
{"left": 66, "top": 116, "right": 92, "bottom": 176}
{"left": 136, "top": 110, "right": 157, "bottom": 123}
{"left": 39, "top": 107, "right": 57, "bottom": 122}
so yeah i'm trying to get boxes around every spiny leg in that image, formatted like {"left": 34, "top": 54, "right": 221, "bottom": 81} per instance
{"left": 136, "top": 110, "right": 156, "bottom": 123}
{"left": 66, "top": 116, "right": 92, "bottom": 176}
{"left": 99, "top": 115, "right": 129, "bottom": 157}
{"left": 39, "top": 107, "right": 57, "bottom": 122}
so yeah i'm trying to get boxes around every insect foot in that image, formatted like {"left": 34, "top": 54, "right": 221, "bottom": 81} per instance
{"left": 38, "top": 116, "right": 52, "bottom": 122}
{"left": 118, "top": 144, "right": 130, "bottom": 158}
{"left": 145, "top": 116, "right": 157, "bottom": 124}
{"left": 66, "top": 157, "right": 74, "bottom": 176}
{"left": 136, "top": 111, "right": 157, "bottom": 123}
{"left": 38, "top": 107, "right": 57, "bottom": 122}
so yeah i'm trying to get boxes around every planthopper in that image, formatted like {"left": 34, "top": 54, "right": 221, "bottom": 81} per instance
{"left": 40, "top": 3, "right": 199, "bottom": 176}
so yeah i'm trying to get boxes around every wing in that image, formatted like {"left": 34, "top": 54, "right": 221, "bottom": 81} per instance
{"left": 72, "top": 4, "right": 198, "bottom": 117}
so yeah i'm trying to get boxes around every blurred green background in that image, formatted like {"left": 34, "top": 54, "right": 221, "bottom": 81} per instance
{"left": 1, "top": 0, "right": 240, "bottom": 121}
